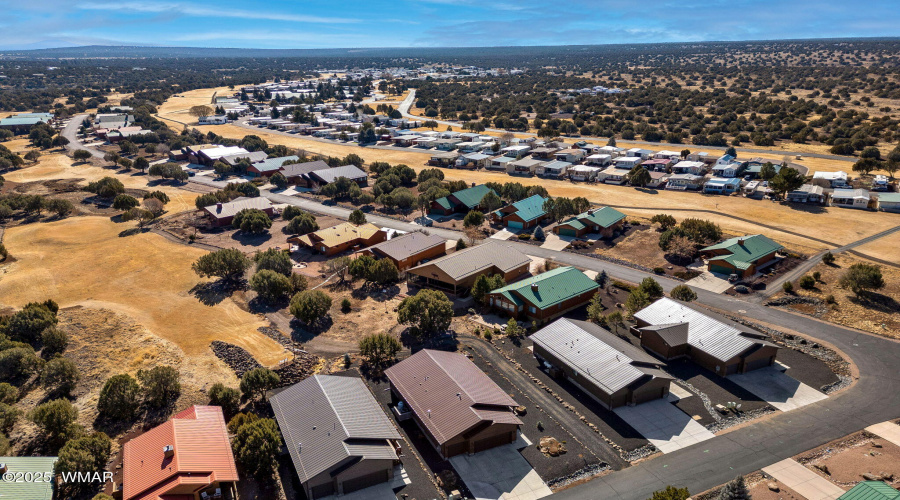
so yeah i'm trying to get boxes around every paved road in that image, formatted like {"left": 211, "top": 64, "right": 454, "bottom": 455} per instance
{"left": 61, "top": 113, "right": 104, "bottom": 158}
{"left": 65, "top": 111, "right": 900, "bottom": 498}
{"left": 398, "top": 90, "right": 857, "bottom": 163}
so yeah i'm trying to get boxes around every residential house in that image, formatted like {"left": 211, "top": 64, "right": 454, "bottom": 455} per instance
{"left": 270, "top": 375, "right": 403, "bottom": 500}
{"left": 699, "top": 234, "right": 783, "bottom": 278}
{"left": 640, "top": 158, "right": 672, "bottom": 172}
{"left": 203, "top": 197, "right": 275, "bottom": 227}
{"left": 812, "top": 171, "right": 850, "bottom": 188}
{"left": 646, "top": 171, "right": 669, "bottom": 188}
{"left": 786, "top": 184, "right": 825, "bottom": 204}
{"left": 0, "top": 457, "right": 57, "bottom": 500}
{"left": 500, "top": 145, "right": 531, "bottom": 159}
{"left": 455, "top": 152, "right": 491, "bottom": 169}
{"left": 596, "top": 166, "right": 631, "bottom": 185}
{"left": 596, "top": 145, "right": 624, "bottom": 157}
{"left": 535, "top": 160, "right": 571, "bottom": 178}
{"left": 554, "top": 148, "right": 586, "bottom": 163}
{"left": 876, "top": 193, "right": 900, "bottom": 213}
{"left": 654, "top": 150, "right": 683, "bottom": 161}
{"left": 687, "top": 151, "right": 711, "bottom": 164}
{"left": 626, "top": 147, "right": 655, "bottom": 159}
{"left": 290, "top": 222, "right": 387, "bottom": 256}
{"left": 711, "top": 161, "right": 746, "bottom": 178}
{"left": 831, "top": 188, "right": 871, "bottom": 209}
{"left": 703, "top": 177, "right": 742, "bottom": 194}
{"left": 837, "top": 481, "right": 900, "bottom": 500}
{"left": 487, "top": 267, "right": 599, "bottom": 322}
{"left": 530, "top": 146, "right": 560, "bottom": 160}
{"left": 611, "top": 156, "right": 642, "bottom": 170}
{"left": 122, "top": 406, "right": 239, "bottom": 500}
{"left": 671, "top": 160, "right": 706, "bottom": 175}
{"left": 279, "top": 160, "right": 330, "bottom": 187}
{"left": 530, "top": 318, "right": 672, "bottom": 409}
{"left": 488, "top": 155, "right": 516, "bottom": 171}
{"left": 194, "top": 146, "right": 252, "bottom": 166}
{"left": 220, "top": 150, "right": 268, "bottom": 168}
{"left": 430, "top": 184, "right": 496, "bottom": 216}
{"left": 553, "top": 206, "right": 626, "bottom": 238}
{"left": 568, "top": 165, "right": 602, "bottom": 182}
{"left": 429, "top": 151, "right": 460, "bottom": 167}
{"left": 361, "top": 232, "right": 447, "bottom": 270}
{"left": 309, "top": 164, "right": 368, "bottom": 187}
{"left": 247, "top": 155, "right": 300, "bottom": 177}
{"left": 584, "top": 154, "right": 612, "bottom": 166}
{"left": 665, "top": 173, "right": 705, "bottom": 190}
{"left": 743, "top": 161, "right": 782, "bottom": 179}
{"left": 508, "top": 157, "right": 545, "bottom": 176}
{"left": 633, "top": 298, "right": 779, "bottom": 376}
{"left": 0, "top": 112, "right": 54, "bottom": 133}
{"left": 198, "top": 115, "right": 228, "bottom": 125}
{"left": 489, "top": 194, "right": 548, "bottom": 229}
{"left": 872, "top": 174, "right": 890, "bottom": 192}
{"left": 406, "top": 241, "right": 530, "bottom": 295}
{"left": 385, "top": 350, "right": 522, "bottom": 458}
{"left": 714, "top": 154, "right": 736, "bottom": 166}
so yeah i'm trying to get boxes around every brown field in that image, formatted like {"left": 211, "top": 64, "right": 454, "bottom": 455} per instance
{"left": 0, "top": 216, "right": 286, "bottom": 365}
{"left": 852, "top": 230, "right": 900, "bottom": 263}
{"left": 156, "top": 85, "right": 235, "bottom": 128}
{"left": 6, "top": 153, "right": 201, "bottom": 213}
{"left": 774, "top": 254, "right": 900, "bottom": 338}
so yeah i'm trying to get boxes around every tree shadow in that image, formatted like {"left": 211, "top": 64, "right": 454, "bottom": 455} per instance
{"left": 783, "top": 202, "right": 827, "bottom": 214}
{"left": 350, "top": 283, "right": 401, "bottom": 302}
{"left": 230, "top": 231, "right": 273, "bottom": 247}
{"left": 247, "top": 296, "right": 289, "bottom": 314}
{"left": 634, "top": 187, "right": 659, "bottom": 195}
{"left": 288, "top": 316, "right": 334, "bottom": 342}
{"left": 190, "top": 279, "right": 245, "bottom": 306}
{"left": 118, "top": 227, "right": 150, "bottom": 237}
{"left": 848, "top": 291, "right": 900, "bottom": 314}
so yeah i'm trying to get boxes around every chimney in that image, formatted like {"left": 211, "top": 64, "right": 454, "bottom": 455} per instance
{"left": 163, "top": 445, "right": 174, "bottom": 458}
{"left": 531, "top": 283, "right": 539, "bottom": 292}
{"left": 0, "top": 463, "right": 7, "bottom": 475}
{"left": 738, "top": 238, "right": 745, "bottom": 245}
{"left": 216, "top": 202, "right": 223, "bottom": 213}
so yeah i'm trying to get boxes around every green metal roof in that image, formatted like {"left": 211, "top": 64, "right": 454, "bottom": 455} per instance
{"left": 838, "top": 481, "right": 900, "bottom": 500}
{"left": 433, "top": 196, "right": 454, "bottom": 210}
{"left": 506, "top": 195, "right": 548, "bottom": 222}
{"left": 491, "top": 266, "right": 599, "bottom": 310}
{"left": 701, "top": 234, "right": 783, "bottom": 270}
{"left": 0, "top": 456, "right": 57, "bottom": 500}
{"left": 560, "top": 206, "right": 626, "bottom": 230}
{"left": 451, "top": 184, "right": 495, "bottom": 209}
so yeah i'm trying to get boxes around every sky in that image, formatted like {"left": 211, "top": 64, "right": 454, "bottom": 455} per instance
{"left": 0, "top": 0, "right": 898, "bottom": 50}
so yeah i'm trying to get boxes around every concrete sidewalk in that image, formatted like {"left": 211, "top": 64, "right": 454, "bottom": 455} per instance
{"left": 866, "top": 421, "right": 900, "bottom": 447}
{"left": 762, "top": 459, "right": 845, "bottom": 500}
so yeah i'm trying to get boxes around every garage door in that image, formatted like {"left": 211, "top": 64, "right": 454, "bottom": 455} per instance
{"left": 558, "top": 227, "right": 577, "bottom": 237}
{"left": 311, "top": 482, "right": 335, "bottom": 499}
{"left": 473, "top": 433, "right": 510, "bottom": 453}
{"left": 709, "top": 264, "right": 732, "bottom": 275}
{"left": 743, "top": 356, "right": 772, "bottom": 373}
{"left": 507, "top": 220, "right": 524, "bottom": 229}
{"left": 342, "top": 469, "right": 389, "bottom": 494}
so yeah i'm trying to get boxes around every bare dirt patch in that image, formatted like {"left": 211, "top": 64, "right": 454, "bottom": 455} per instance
{"left": 797, "top": 431, "right": 900, "bottom": 490}
{"left": 0, "top": 215, "right": 286, "bottom": 364}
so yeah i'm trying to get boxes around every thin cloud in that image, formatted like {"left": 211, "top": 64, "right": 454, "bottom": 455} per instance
{"left": 77, "top": 2, "right": 360, "bottom": 24}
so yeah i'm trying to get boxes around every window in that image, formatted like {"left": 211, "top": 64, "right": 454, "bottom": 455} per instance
{"left": 529, "top": 306, "right": 536, "bottom": 314}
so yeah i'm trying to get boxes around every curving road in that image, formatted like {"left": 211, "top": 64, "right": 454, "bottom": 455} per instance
{"left": 63, "top": 112, "right": 900, "bottom": 499}
{"left": 398, "top": 90, "right": 857, "bottom": 163}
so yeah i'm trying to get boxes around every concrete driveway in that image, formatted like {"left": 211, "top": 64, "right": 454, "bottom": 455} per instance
{"left": 540, "top": 233, "right": 573, "bottom": 251}
{"left": 449, "top": 434, "right": 552, "bottom": 500}
{"left": 685, "top": 270, "right": 733, "bottom": 294}
{"left": 318, "top": 465, "right": 411, "bottom": 500}
{"left": 727, "top": 366, "right": 827, "bottom": 412}
{"left": 613, "top": 399, "right": 715, "bottom": 454}
{"left": 491, "top": 229, "right": 516, "bottom": 240}
{"left": 762, "top": 459, "right": 845, "bottom": 500}
{"left": 866, "top": 421, "right": 900, "bottom": 447}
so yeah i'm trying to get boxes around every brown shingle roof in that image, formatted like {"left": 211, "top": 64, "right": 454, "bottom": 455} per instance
{"left": 384, "top": 350, "right": 521, "bottom": 445}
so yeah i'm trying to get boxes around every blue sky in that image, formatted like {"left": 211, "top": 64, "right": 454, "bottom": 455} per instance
{"left": 1, "top": 0, "right": 898, "bottom": 50}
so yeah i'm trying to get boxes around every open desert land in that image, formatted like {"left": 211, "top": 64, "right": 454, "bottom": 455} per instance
{"left": 5, "top": 152, "right": 201, "bottom": 213}
{"left": 851, "top": 230, "right": 900, "bottom": 263}
{"left": 155, "top": 85, "right": 236, "bottom": 128}
{"left": 0, "top": 216, "right": 287, "bottom": 365}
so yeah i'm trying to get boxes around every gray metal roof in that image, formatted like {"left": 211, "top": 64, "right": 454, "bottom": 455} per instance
{"left": 633, "top": 298, "right": 763, "bottom": 362}
{"left": 366, "top": 231, "right": 446, "bottom": 262}
{"left": 202, "top": 196, "right": 273, "bottom": 219}
{"left": 279, "top": 160, "right": 330, "bottom": 178}
{"left": 530, "top": 318, "right": 668, "bottom": 397}
{"left": 407, "top": 241, "right": 530, "bottom": 281}
{"left": 310, "top": 164, "right": 367, "bottom": 183}
{"left": 220, "top": 150, "right": 268, "bottom": 166}
{"left": 270, "top": 375, "right": 401, "bottom": 484}
{"left": 384, "top": 350, "right": 521, "bottom": 445}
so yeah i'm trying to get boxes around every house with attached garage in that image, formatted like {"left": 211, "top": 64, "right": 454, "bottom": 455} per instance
{"left": 876, "top": 192, "right": 900, "bottom": 213}
{"left": 831, "top": 188, "right": 871, "bottom": 209}
{"left": 786, "top": 184, "right": 825, "bottom": 204}
{"left": 246, "top": 155, "right": 300, "bottom": 177}
{"left": 665, "top": 173, "right": 705, "bottom": 191}
{"left": 554, "top": 148, "right": 586, "bottom": 163}
{"left": 487, "top": 266, "right": 599, "bottom": 322}
{"left": 703, "top": 177, "right": 742, "bottom": 194}
{"left": 507, "top": 157, "right": 545, "bottom": 176}
{"left": 489, "top": 194, "right": 548, "bottom": 229}
{"left": 290, "top": 222, "right": 388, "bottom": 256}
{"left": 711, "top": 160, "right": 746, "bottom": 178}
{"left": 309, "top": 164, "right": 368, "bottom": 188}
{"left": 360, "top": 231, "right": 447, "bottom": 271}
{"left": 203, "top": 197, "right": 275, "bottom": 227}
{"left": 553, "top": 206, "right": 626, "bottom": 238}
{"left": 671, "top": 160, "right": 706, "bottom": 175}
{"left": 812, "top": 171, "right": 850, "bottom": 188}
{"left": 430, "top": 184, "right": 496, "bottom": 216}
{"left": 279, "top": 159, "right": 330, "bottom": 187}
{"left": 530, "top": 318, "right": 672, "bottom": 409}
{"left": 634, "top": 298, "right": 779, "bottom": 376}
{"left": 406, "top": 241, "right": 530, "bottom": 295}
{"left": 385, "top": 349, "right": 522, "bottom": 458}
{"left": 269, "top": 375, "right": 403, "bottom": 500}
{"left": 535, "top": 160, "right": 572, "bottom": 179}
{"left": 699, "top": 234, "right": 783, "bottom": 278}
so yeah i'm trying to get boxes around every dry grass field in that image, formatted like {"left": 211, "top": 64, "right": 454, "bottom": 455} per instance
{"left": 0, "top": 216, "right": 286, "bottom": 365}
{"left": 156, "top": 85, "right": 235, "bottom": 128}
{"left": 852, "top": 230, "right": 900, "bottom": 263}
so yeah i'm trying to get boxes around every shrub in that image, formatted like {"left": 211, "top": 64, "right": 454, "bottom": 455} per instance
{"left": 650, "top": 214, "right": 677, "bottom": 230}
{"left": 812, "top": 271, "right": 821, "bottom": 282}
{"left": 825, "top": 294, "right": 836, "bottom": 304}
{"left": 483, "top": 330, "right": 493, "bottom": 341}
{"left": 463, "top": 210, "right": 484, "bottom": 228}
{"left": 653, "top": 267, "right": 665, "bottom": 275}
{"left": 348, "top": 209, "right": 367, "bottom": 225}
{"left": 289, "top": 273, "right": 308, "bottom": 293}
{"left": 46, "top": 198, "right": 75, "bottom": 217}
{"left": 782, "top": 281, "right": 794, "bottom": 294}
{"left": 397, "top": 289, "right": 453, "bottom": 338}
{"left": 0, "top": 383, "right": 17, "bottom": 405}
{"left": 670, "top": 284, "right": 697, "bottom": 302}
{"left": 517, "top": 233, "right": 531, "bottom": 240}
{"left": 232, "top": 417, "right": 281, "bottom": 478}
{"left": 240, "top": 367, "right": 280, "bottom": 402}
{"left": 250, "top": 270, "right": 293, "bottom": 303}
{"left": 286, "top": 213, "right": 318, "bottom": 235}
{"left": 290, "top": 290, "right": 332, "bottom": 325}
{"left": 799, "top": 275, "right": 816, "bottom": 290}
{"left": 649, "top": 485, "right": 690, "bottom": 500}
{"left": 5, "top": 302, "right": 58, "bottom": 344}
{"left": 40, "top": 357, "right": 80, "bottom": 395}
{"left": 358, "top": 333, "right": 402, "bottom": 365}
{"left": 839, "top": 262, "right": 885, "bottom": 298}
{"left": 208, "top": 383, "right": 241, "bottom": 417}
{"left": 822, "top": 252, "right": 835, "bottom": 265}
{"left": 456, "top": 238, "right": 467, "bottom": 250}
{"left": 341, "top": 298, "right": 352, "bottom": 313}
{"left": 138, "top": 365, "right": 181, "bottom": 409}
{"left": 29, "top": 398, "right": 78, "bottom": 437}
{"left": 97, "top": 374, "right": 140, "bottom": 420}
{"left": 192, "top": 248, "right": 252, "bottom": 280}
{"left": 0, "top": 403, "right": 22, "bottom": 433}
{"left": 55, "top": 433, "right": 112, "bottom": 497}
{"left": 0, "top": 347, "right": 43, "bottom": 381}
{"left": 232, "top": 208, "right": 272, "bottom": 234}
{"left": 282, "top": 205, "right": 304, "bottom": 220}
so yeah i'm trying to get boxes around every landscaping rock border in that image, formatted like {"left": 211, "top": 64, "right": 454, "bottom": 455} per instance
{"left": 547, "top": 462, "right": 612, "bottom": 489}
{"left": 764, "top": 296, "right": 827, "bottom": 317}
{"left": 210, "top": 340, "right": 261, "bottom": 378}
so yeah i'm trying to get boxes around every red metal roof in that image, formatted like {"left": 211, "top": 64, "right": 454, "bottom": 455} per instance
{"left": 122, "top": 406, "right": 238, "bottom": 500}
{"left": 385, "top": 350, "right": 521, "bottom": 445}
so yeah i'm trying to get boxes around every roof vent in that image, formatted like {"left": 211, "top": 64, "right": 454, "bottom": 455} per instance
{"left": 0, "top": 463, "right": 7, "bottom": 474}
{"left": 738, "top": 238, "right": 745, "bottom": 245}
{"left": 163, "top": 445, "right": 175, "bottom": 458}
{"left": 531, "top": 283, "right": 539, "bottom": 292}
{"left": 427, "top": 409, "right": 432, "bottom": 418}
{"left": 216, "top": 202, "right": 223, "bottom": 212}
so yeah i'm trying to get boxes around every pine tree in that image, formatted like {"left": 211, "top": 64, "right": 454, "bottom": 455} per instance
{"left": 716, "top": 476, "right": 750, "bottom": 500}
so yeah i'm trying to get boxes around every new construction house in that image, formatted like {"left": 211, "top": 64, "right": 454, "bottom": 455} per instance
{"left": 530, "top": 318, "right": 672, "bottom": 409}
{"left": 385, "top": 349, "right": 522, "bottom": 458}
{"left": 360, "top": 231, "right": 447, "bottom": 270}
{"left": 406, "top": 241, "right": 530, "bottom": 295}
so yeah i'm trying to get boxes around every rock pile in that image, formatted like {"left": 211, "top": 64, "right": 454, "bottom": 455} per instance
{"left": 210, "top": 341, "right": 261, "bottom": 378}
{"left": 538, "top": 436, "right": 567, "bottom": 456}
{"left": 273, "top": 351, "right": 320, "bottom": 386}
